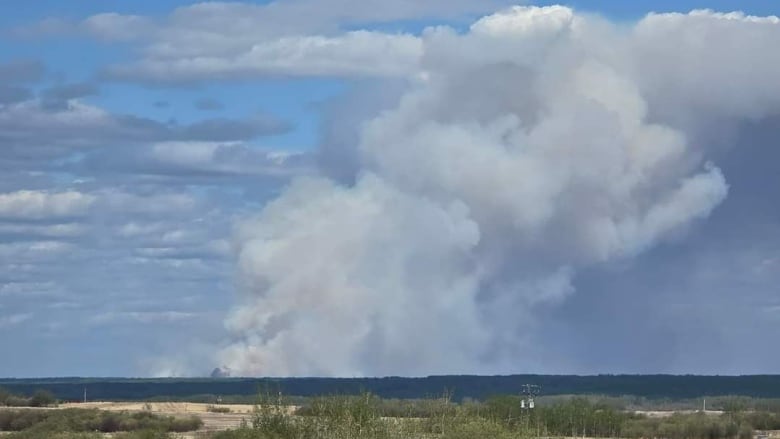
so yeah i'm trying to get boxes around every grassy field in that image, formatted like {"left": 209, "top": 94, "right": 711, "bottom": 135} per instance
{"left": 4, "top": 391, "right": 780, "bottom": 438}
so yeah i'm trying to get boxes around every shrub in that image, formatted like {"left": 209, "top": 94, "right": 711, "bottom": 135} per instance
{"left": 99, "top": 413, "right": 122, "bottom": 432}
{"left": 4, "top": 396, "right": 31, "bottom": 407}
{"left": 113, "top": 430, "right": 174, "bottom": 439}
{"left": 168, "top": 416, "right": 203, "bottom": 432}
{"left": 0, "top": 409, "right": 201, "bottom": 434}
{"left": 4, "top": 432, "right": 105, "bottom": 439}
{"left": 29, "top": 390, "right": 57, "bottom": 407}
{"left": 0, "top": 387, "right": 10, "bottom": 405}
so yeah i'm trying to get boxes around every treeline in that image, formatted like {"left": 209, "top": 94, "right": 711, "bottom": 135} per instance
{"left": 5, "top": 375, "right": 780, "bottom": 401}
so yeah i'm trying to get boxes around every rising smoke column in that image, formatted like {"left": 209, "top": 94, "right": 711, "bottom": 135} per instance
{"left": 219, "top": 6, "right": 780, "bottom": 376}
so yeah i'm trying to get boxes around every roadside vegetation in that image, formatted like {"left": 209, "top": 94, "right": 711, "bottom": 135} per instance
{"left": 0, "top": 387, "right": 57, "bottom": 407}
{"left": 0, "top": 408, "right": 202, "bottom": 437}
{"left": 208, "top": 405, "right": 233, "bottom": 413}
{"left": 2, "top": 389, "right": 780, "bottom": 438}
{"left": 213, "top": 392, "right": 780, "bottom": 439}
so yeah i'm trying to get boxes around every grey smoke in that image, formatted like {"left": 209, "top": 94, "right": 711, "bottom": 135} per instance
{"left": 219, "top": 6, "right": 780, "bottom": 376}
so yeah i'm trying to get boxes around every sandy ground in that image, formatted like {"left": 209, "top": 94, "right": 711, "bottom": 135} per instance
{"left": 634, "top": 409, "right": 725, "bottom": 417}
{"left": 57, "top": 401, "right": 298, "bottom": 433}
{"left": 61, "top": 401, "right": 259, "bottom": 415}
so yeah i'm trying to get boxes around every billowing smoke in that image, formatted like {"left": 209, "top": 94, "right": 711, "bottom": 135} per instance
{"left": 218, "top": 6, "right": 780, "bottom": 376}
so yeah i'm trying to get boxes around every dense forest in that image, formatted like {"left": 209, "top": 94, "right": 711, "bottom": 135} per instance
{"left": 2, "top": 375, "right": 780, "bottom": 402}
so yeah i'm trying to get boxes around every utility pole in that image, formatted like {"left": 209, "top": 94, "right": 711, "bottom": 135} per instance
{"left": 521, "top": 384, "right": 541, "bottom": 408}
{"left": 83, "top": 387, "right": 87, "bottom": 404}
{"left": 520, "top": 384, "right": 541, "bottom": 435}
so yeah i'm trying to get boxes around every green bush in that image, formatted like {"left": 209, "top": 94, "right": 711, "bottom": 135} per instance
{"left": 168, "top": 415, "right": 203, "bottom": 432}
{"left": 4, "top": 396, "right": 32, "bottom": 407}
{"left": 0, "top": 386, "right": 10, "bottom": 405}
{"left": 0, "top": 409, "right": 201, "bottom": 434}
{"left": 219, "top": 393, "right": 768, "bottom": 439}
{"left": 29, "top": 390, "right": 57, "bottom": 407}
{"left": 113, "top": 430, "right": 174, "bottom": 439}
{"left": 4, "top": 432, "right": 105, "bottom": 439}
{"left": 0, "top": 387, "right": 58, "bottom": 407}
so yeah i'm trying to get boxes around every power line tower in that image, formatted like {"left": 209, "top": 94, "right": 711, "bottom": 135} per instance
{"left": 520, "top": 384, "right": 541, "bottom": 409}
{"left": 520, "top": 384, "right": 541, "bottom": 435}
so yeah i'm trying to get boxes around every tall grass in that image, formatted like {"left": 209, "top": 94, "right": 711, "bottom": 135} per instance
{"left": 0, "top": 392, "right": 777, "bottom": 439}
{"left": 213, "top": 392, "right": 776, "bottom": 439}
{"left": 0, "top": 408, "right": 202, "bottom": 434}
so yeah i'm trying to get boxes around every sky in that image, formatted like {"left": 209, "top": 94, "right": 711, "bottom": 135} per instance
{"left": 0, "top": 0, "right": 779, "bottom": 378}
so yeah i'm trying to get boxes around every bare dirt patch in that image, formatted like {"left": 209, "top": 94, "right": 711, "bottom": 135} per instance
{"left": 61, "top": 401, "right": 258, "bottom": 415}
{"left": 634, "top": 410, "right": 724, "bottom": 418}
{"left": 58, "top": 401, "right": 297, "bottom": 432}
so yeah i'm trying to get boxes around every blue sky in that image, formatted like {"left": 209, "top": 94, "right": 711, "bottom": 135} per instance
{"left": 0, "top": 0, "right": 779, "bottom": 377}
{"left": 4, "top": 0, "right": 775, "bottom": 155}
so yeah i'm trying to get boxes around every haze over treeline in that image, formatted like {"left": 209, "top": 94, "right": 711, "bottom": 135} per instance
{"left": 5, "top": 375, "right": 780, "bottom": 401}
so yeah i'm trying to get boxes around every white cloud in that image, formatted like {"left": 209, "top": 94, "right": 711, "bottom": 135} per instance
{"left": 0, "top": 282, "right": 60, "bottom": 297}
{"left": 470, "top": 5, "right": 575, "bottom": 37}
{"left": 146, "top": 141, "right": 311, "bottom": 176}
{"left": 0, "top": 241, "right": 73, "bottom": 260}
{"left": 0, "top": 223, "right": 85, "bottom": 238}
{"left": 82, "top": 13, "right": 156, "bottom": 41}
{"left": 0, "top": 99, "right": 291, "bottom": 171}
{"left": 0, "top": 313, "right": 33, "bottom": 328}
{"left": 117, "top": 222, "right": 166, "bottom": 238}
{"left": 98, "top": 190, "right": 199, "bottom": 216}
{"left": 0, "top": 190, "right": 94, "bottom": 220}
{"left": 90, "top": 311, "right": 198, "bottom": 325}
{"left": 13, "top": 0, "right": 513, "bottom": 81}
{"left": 632, "top": 9, "right": 780, "bottom": 124}
{"left": 91, "top": 0, "right": 511, "bottom": 44}
{"left": 108, "top": 31, "right": 422, "bottom": 81}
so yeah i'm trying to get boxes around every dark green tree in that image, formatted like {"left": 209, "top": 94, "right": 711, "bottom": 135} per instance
{"left": 29, "top": 390, "right": 56, "bottom": 407}
{"left": 0, "top": 387, "right": 10, "bottom": 405}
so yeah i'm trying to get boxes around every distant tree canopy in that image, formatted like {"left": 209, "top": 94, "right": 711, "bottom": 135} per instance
{"left": 3, "top": 375, "right": 780, "bottom": 402}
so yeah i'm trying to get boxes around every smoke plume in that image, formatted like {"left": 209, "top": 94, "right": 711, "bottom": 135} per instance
{"left": 218, "top": 6, "right": 780, "bottom": 376}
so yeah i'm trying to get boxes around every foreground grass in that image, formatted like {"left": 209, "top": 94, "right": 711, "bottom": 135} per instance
{"left": 2, "top": 393, "right": 779, "bottom": 439}
{"left": 212, "top": 393, "right": 780, "bottom": 439}
{"left": 0, "top": 408, "right": 201, "bottom": 437}
{"left": 2, "top": 433, "right": 173, "bottom": 439}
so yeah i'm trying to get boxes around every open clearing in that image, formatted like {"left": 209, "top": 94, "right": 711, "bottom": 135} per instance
{"left": 61, "top": 401, "right": 259, "bottom": 414}
{"left": 58, "top": 401, "right": 298, "bottom": 433}
{"left": 3, "top": 403, "right": 780, "bottom": 438}
{"left": 0, "top": 402, "right": 288, "bottom": 437}
{"left": 0, "top": 401, "right": 295, "bottom": 435}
